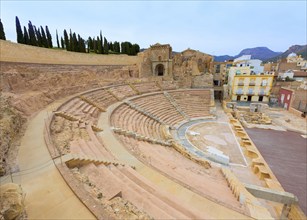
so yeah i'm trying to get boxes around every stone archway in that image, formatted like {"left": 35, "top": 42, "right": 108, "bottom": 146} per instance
{"left": 155, "top": 64, "right": 164, "bottom": 76}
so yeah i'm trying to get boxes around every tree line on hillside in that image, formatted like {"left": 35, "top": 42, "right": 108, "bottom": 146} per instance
{"left": 1, "top": 16, "right": 140, "bottom": 55}
{"left": 15, "top": 16, "right": 53, "bottom": 48}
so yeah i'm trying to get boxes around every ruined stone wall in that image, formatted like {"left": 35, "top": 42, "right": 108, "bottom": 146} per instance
{"left": 0, "top": 61, "right": 139, "bottom": 176}
{"left": 192, "top": 74, "right": 213, "bottom": 88}
{"left": 138, "top": 44, "right": 172, "bottom": 78}
{"left": 0, "top": 62, "right": 138, "bottom": 115}
{"left": 0, "top": 40, "right": 141, "bottom": 65}
{"left": 138, "top": 52, "right": 153, "bottom": 77}
{"left": 172, "top": 49, "right": 213, "bottom": 78}
{"left": 171, "top": 50, "right": 213, "bottom": 88}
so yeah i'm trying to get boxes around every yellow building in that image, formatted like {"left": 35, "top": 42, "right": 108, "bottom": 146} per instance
{"left": 228, "top": 67, "right": 273, "bottom": 102}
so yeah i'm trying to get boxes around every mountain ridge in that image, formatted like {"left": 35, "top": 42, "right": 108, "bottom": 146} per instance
{"left": 265, "top": 45, "right": 307, "bottom": 62}
{"left": 214, "top": 46, "right": 282, "bottom": 62}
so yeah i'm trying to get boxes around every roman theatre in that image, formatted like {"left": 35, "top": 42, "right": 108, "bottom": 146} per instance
{"left": 0, "top": 40, "right": 305, "bottom": 219}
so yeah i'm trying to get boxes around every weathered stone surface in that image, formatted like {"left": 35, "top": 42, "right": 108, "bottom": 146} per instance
{"left": 173, "top": 49, "right": 213, "bottom": 77}
{"left": 192, "top": 74, "right": 214, "bottom": 88}
{"left": 0, "top": 95, "right": 26, "bottom": 176}
{"left": 0, "top": 183, "right": 25, "bottom": 220}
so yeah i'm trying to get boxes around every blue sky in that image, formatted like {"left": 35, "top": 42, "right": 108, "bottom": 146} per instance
{"left": 1, "top": 1, "right": 306, "bottom": 55}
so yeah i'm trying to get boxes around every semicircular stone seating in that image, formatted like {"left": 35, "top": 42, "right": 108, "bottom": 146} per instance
{"left": 49, "top": 81, "right": 278, "bottom": 219}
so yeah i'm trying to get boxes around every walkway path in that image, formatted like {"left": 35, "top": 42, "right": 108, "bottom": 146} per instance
{"left": 0, "top": 98, "right": 95, "bottom": 219}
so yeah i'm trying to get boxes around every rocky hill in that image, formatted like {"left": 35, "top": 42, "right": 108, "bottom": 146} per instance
{"left": 265, "top": 44, "right": 307, "bottom": 62}
{"left": 214, "top": 47, "right": 282, "bottom": 62}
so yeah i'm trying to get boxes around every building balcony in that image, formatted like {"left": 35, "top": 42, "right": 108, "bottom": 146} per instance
{"left": 237, "top": 83, "right": 244, "bottom": 86}
{"left": 249, "top": 83, "right": 256, "bottom": 86}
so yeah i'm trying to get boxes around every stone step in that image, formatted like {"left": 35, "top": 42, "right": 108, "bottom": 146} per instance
{"left": 105, "top": 89, "right": 121, "bottom": 101}
{"left": 124, "top": 100, "right": 172, "bottom": 127}
{"left": 163, "top": 91, "right": 190, "bottom": 121}
{"left": 63, "top": 153, "right": 132, "bottom": 169}
{"left": 112, "top": 127, "right": 172, "bottom": 147}
{"left": 79, "top": 95, "right": 106, "bottom": 112}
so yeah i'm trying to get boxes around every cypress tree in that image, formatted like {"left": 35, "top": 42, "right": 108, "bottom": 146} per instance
{"left": 72, "top": 32, "right": 78, "bottom": 52}
{"left": 34, "top": 26, "right": 43, "bottom": 47}
{"left": 87, "top": 37, "right": 93, "bottom": 52}
{"left": 40, "top": 26, "right": 48, "bottom": 48}
{"left": 131, "top": 43, "right": 140, "bottom": 55}
{"left": 74, "top": 33, "right": 79, "bottom": 52}
{"left": 15, "top": 16, "right": 24, "bottom": 43}
{"left": 97, "top": 36, "right": 102, "bottom": 54}
{"left": 56, "top": 30, "right": 60, "bottom": 48}
{"left": 91, "top": 37, "right": 94, "bottom": 50}
{"left": 45, "top": 26, "right": 53, "bottom": 48}
{"left": 121, "top": 42, "right": 125, "bottom": 54}
{"left": 114, "top": 41, "right": 120, "bottom": 53}
{"left": 0, "top": 19, "right": 6, "bottom": 40}
{"left": 28, "top": 21, "right": 37, "bottom": 46}
{"left": 99, "top": 31, "right": 104, "bottom": 54}
{"left": 131, "top": 44, "right": 136, "bottom": 56}
{"left": 63, "top": 29, "right": 69, "bottom": 50}
{"left": 109, "top": 42, "right": 113, "bottom": 52}
{"left": 87, "top": 40, "right": 90, "bottom": 53}
{"left": 80, "top": 37, "right": 86, "bottom": 53}
{"left": 103, "top": 37, "right": 109, "bottom": 54}
{"left": 60, "top": 37, "right": 64, "bottom": 49}
{"left": 23, "top": 26, "right": 29, "bottom": 44}
{"left": 69, "top": 30, "right": 74, "bottom": 52}
{"left": 93, "top": 37, "right": 97, "bottom": 54}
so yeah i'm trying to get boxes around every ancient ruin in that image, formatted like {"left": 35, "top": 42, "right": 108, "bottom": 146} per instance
{"left": 0, "top": 39, "right": 306, "bottom": 219}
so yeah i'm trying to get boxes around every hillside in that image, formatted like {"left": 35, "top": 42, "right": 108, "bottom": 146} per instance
{"left": 214, "top": 47, "right": 282, "bottom": 62}
{"left": 265, "top": 44, "right": 307, "bottom": 62}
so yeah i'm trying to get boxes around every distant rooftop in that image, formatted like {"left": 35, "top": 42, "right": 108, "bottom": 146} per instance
{"left": 287, "top": 52, "right": 297, "bottom": 57}
{"left": 234, "top": 55, "right": 251, "bottom": 62}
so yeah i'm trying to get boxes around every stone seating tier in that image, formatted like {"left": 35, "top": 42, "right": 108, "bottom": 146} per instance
{"left": 131, "top": 94, "right": 185, "bottom": 126}
{"left": 83, "top": 89, "right": 118, "bottom": 108}
{"left": 108, "top": 85, "right": 137, "bottom": 100}
{"left": 111, "top": 104, "right": 163, "bottom": 140}
{"left": 132, "top": 82, "right": 161, "bottom": 94}
{"left": 79, "top": 162, "right": 205, "bottom": 219}
{"left": 169, "top": 91, "right": 211, "bottom": 118}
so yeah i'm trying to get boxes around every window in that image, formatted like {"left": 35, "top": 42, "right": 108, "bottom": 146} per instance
{"left": 249, "top": 79, "right": 255, "bottom": 86}
{"left": 237, "top": 88, "right": 243, "bottom": 95}
{"left": 261, "top": 79, "right": 267, "bottom": 86}
{"left": 238, "top": 79, "right": 244, "bottom": 86}
{"left": 287, "top": 94, "right": 291, "bottom": 100}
